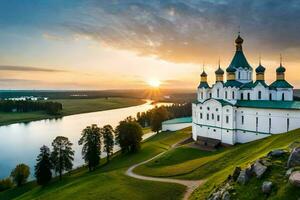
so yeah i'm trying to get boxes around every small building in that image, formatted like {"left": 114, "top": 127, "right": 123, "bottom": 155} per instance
{"left": 162, "top": 117, "right": 192, "bottom": 131}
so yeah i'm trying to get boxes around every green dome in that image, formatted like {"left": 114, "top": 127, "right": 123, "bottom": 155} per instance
{"left": 226, "top": 67, "right": 236, "bottom": 73}
{"left": 201, "top": 71, "right": 207, "bottom": 76}
{"left": 215, "top": 67, "right": 224, "bottom": 75}
{"left": 255, "top": 64, "right": 266, "bottom": 73}
{"left": 276, "top": 65, "right": 286, "bottom": 73}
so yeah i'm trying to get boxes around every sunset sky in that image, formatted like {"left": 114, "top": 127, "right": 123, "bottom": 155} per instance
{"left": 1, "top": 0, "right": 300, "bottom": 90}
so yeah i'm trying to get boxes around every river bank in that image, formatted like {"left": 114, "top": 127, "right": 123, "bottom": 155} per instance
{"left": 0, "top": 97, "right": 144, "bottom": 126}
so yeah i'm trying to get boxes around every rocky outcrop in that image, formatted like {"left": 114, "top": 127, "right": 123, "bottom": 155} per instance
{"left": 267, "top": 149, "right": 286, "bottom": 158}
{"left": 208, "top": 183, "right": 232, "bottom": 200}
{"left": 262, "top": 181, "right": 273, "bottom": 194}
{"left": 287, "top": 147, "right": 300, "bottom": 168}
{"left": 289, "top": 171, "right": 300, "bottom": 187}
{"left": 232, "top": 167, "right": 241, "bottom": 181}
{"left": 237, "top": 170, "right": 249, "bottom": 185}
{"left": 253, "top": 160, "right": 268, "bottom": 178}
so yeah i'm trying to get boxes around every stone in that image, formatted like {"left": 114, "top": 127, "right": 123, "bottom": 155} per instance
{"left": 286, "top": 168, "right": 294, "bottom": 177}
{"left": 253, "top": 160, "right": 267, "bottom": 178}
{"left": 237, "top": 170, "right": 249, "bottom": 185}
{"left": 289, "top": 171, "right": 300, "bottom": 187}
{"left": 209, "top": 191, "right": 222, "bottom": 200}
{"left": 262, "top": 181, "right": 273, "bottom": 194}
{"left": 267, "top": 149, "right": 286, "bottom": 157}
{"left": 232, "top": 167, "right": 241, "bottom": 181}
{"left": 222, "top": 191, "right": 231, "bottom": 200}
{"left": 287, "top": 147, "right": 300, "bottom": 168}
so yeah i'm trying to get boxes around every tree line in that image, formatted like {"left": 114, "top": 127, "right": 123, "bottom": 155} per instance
{"left": 0, "top": 100, "right": 63, "bottom": 115}
{"left": 0, "top": 117, "right": 143, "bottom": 190}
{"left": 136, "top": 102, "right": 192, "bottom": 133}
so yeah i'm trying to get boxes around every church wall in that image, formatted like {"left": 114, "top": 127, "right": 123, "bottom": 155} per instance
{"left": 211, "top": 82, "right": 224, "bottom": 99}
{"left": 252, "top": 84, "right": 270, "bottom": 100}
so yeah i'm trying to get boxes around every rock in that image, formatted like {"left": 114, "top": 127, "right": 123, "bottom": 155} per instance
{"left": 262, "top": 181, "right": 273, "bottom": 194}
{"left": 237, "top": 170, "right": 249, "bottom": 185}
{"left": 253, "top": 160, "right": 267, "bottom": 178}
{"left": 289, "top": 171, "right": 300, "bottom": 187}
{"left": 267, "top": 149, "right": 286, "bottom": 157}
{"left": 286, "top": 168, "right": 294, "bottom": 177}
{"left": 232, "top": 167, "right": 241, "bottom": 181}
{"left": 209, "top": 191, "right": 222, "bottom": 200}
{"left": 287, "top": 147, "right": 300, "bottom": 168}
{"left": 222, "top": 191, "right": 231, "bottom": 200}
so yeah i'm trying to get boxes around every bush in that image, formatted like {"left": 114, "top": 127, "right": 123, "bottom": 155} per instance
{"left": 10, "top": 164, "right": 30, "bottom": 187}
{"left": 0, "top": 178, "right": 13, "bottom": 191}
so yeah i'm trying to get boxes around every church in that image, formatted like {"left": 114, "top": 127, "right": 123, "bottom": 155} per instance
{"left": 192, "top": 34, "right": 300, "bottom": 145}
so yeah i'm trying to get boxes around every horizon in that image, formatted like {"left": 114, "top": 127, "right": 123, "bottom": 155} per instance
{"left": 1, "top": 1, "right": 300, "bottom": 90}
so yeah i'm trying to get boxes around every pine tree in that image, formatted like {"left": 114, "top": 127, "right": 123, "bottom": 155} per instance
{"left": 101, "top": 125, "right": 114, "bottom": 163}
{"left": 35, "top": 145, "right": 52, "bottom": 185}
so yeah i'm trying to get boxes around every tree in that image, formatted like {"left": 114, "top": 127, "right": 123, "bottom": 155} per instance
{"left": 0, "top": 178, "right": 13, "bottom": 192}
{"left": 10, "top": 164, "right": 30, "bottom": 187}
{"left": 151, "top": 106, "right": 169, "bottom": 133}
{"left": 78, "top": 124, "right": 102, "bottom": 171}
{"left": 115, "top": 118, "right": 143, "bottom": 153}
{"left": 51, "top": 136, "right": 74, "bottom": 180}
{"left": 35, "top": 145, "right": 52, "bottom": 185}
{"left": 100, "top": 125, "right": 114, "bottom": 163}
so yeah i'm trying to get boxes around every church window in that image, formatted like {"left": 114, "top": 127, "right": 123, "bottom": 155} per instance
{"left": 247, "top": 93, "right": 250, "bottom": 100}
{"left": 256, "top": 117, "right": 258, "bottom": 132}
{"left": 232, "top": 91, "right": 235, "bottom": 99}
{"left": 226, "top": 116, "right": 229, "bottom": 123}
{"left": 207, "top": 107, "right": 210, "bottom": 110}
{"left": 212, "top": 114, "right": 214, "bottom": 120}
{"left": 282, "top": 93, "right": 285, "bottom": 101}
{"left": 200, "top": 106, "right": 202, "bottom": 110}
{"left": 287, "top": 118, "right": 290, "bottom": 131}
{"left": 216, "top": 108, "right": 218, "bottom": 111}
{"left": 200, "top": 113, "right": 203, "bottom": 119}
{"left": 258, "top": 91, "right": 262, "bottom": 100}
{"left": 201, "top": 92, "right": 203, "bottom": 99}
{"left": 217, "top": 115, "right": 220, "bottom": 121}
{"left": 241, "top": 116, "right": 244, "bottom": 125}
{"left": 207, "top": 114, "right": 209, "bottom": 120}
{"left": 269, "top": 118, "right": 271, "bottom": 133}
{"left": 238, "top": 71, "right": 241, "bottom": 79}
{"left": 225, "top": 91, "right": 228, "bottom": 99}
{"left": 269, "top": 94, "right": 272, "bottom": 100}
{"left": 217, "top": 89, "right": 220, "bottom": 98}
{"left": 241, "top": 93, "right": 244, "bottom": 100}
{"left": 209, "top": 93, "right": 212, "bottom": 98}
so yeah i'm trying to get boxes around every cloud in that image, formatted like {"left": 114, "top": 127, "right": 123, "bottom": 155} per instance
{"left": 61, "top": 0, "right": 300, "bottom": 64}
{"left": 42, "top": 33, "right": 64, "bottom": 41}
{"left": 0, "top": 65, "right": 66, "bottom": 72}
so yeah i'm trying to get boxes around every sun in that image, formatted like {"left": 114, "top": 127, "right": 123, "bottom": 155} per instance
{"left": 148, "top": 79, "right": 161, "bottom": 88}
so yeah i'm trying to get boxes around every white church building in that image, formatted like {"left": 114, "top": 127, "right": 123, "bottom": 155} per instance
{"left": 192, "top": 34, "right": 300, "bottom": 145}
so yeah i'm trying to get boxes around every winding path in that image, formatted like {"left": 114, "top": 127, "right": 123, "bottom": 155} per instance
{"left": 125, "top": 139, "right": 204, "bottom": 200}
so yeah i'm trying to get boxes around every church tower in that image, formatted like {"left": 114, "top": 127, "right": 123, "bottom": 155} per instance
{"left": 197, "top": 68, "right": 210, "bottom": 101}
{"left": 215, "top": 61, "right": 224, "bottom": 82}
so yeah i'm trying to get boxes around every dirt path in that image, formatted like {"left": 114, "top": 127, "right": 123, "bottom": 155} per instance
{"left": 125, "top": 138, "right": 204, "bottom": 200}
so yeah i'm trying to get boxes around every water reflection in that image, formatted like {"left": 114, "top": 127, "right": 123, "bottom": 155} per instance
{"left": 0, "top": 100, "right": 171, "bottom": 179}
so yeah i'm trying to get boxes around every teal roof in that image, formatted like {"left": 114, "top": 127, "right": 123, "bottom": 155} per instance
{"left": 215, "top": 67, "right": 224, "bottom": 75}
{"left": 253, "top": 80, "right": 268, "bottom": 88}
{"left": 198, "top": 82, "right": 210, "bottom": 89}
{"left": 224, "top": 80, "right": 243, "bottom": 88}
{"left": 236, "top": 100, "right": 300, "bottom": 110}
{"left": 226, "top": 67, "right": 236, "bottom": 73}
{"left": 228, "top": 51, "right": 252, "bottom": 70}
{"left": 255, "top": 64, "right": 266, "bottom": 73}
{"left": 240, "top": 81, "right": 254, "bottom": 90}
{"left": 194, "top": 99, "right": 233, "bottom": 107}
{"left": 162, "top": 117, "right": 192, "bottom": 125}
{"left": 269, "top": 80, "right": 293, "bottom": 89}
{"left": 276, "top": 65, "right": 286, "bottom": 73}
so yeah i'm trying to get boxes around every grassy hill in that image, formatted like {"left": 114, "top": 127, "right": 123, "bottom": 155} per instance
{"left": 0, "top": 129, "right": 190, "bottom": 200}
{"left": 134, "top": 129, "right": 300, "bottom": 199}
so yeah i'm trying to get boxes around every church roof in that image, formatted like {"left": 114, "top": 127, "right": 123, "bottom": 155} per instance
{"left": 162, "top": 117, "right": 192, "bottom": 125}
{"left": 215, "top": 66, "right": 224, "bottom": 75}
{"left": 269, "top": 80, "right": 293, "bottom": 89}
{"left": 253, "top": 80, "right": 268, "bottom": 88}
{"left": 193, "top": 99, "right": 233, "bottom": 107}
{"left": 224, "top": 80, "right": 243, "bottom": 88}
{"left": 276, "top": 65, "right": 286, "bottom": 73}
{"left": 198, "top": 82, "right": 210, "bottom": 89}
{"left": 236, "top": 100, "right": 300, "bottom": 110}
{"left": 255, "top": 64, "right": 266, "bottom": 73}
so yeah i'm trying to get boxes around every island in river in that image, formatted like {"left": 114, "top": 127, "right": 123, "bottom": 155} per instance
{"left": 0, "top": 97, "right": 144, "bottom": 126}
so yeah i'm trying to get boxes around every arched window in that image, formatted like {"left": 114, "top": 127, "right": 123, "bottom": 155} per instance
{"left": 258, "top": 91, "right": 262, "bottom": 100}
{"left": 226, "top": 116, "right": 229, "bottom": 123}
{"left": 238, "top": 71, "right": 241, "bottom": 79}
{"left": 225, "top": 91, "right": 228, "bottom": 99}
{"left": 201, "top": 92, "right": 203, "bottom": 99}
{"left": 217, "top": 89, "right": 219, "bottom": 98}
{"left": 207, "top": 114, "right": 209, "bottom": 120}
{"left": 241, "top": 93, "right": 244, "bottom": 100}
{"left": 232, "top": 91, "right": 235, "bottom": 99}
{"left": 247, "top": 93, "right": 250, "bottom": 100}
{"left": 282, "top": 93, "right": 285, "bottom": 101}
{"left": 209, "top": 93, "right": 212, "bottom": 98}
{"left": 269, "top": 93, "right": 272, "bottom": 100}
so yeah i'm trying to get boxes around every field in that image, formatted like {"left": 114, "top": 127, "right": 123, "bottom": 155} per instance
{"left": 134, "top": 129, "right": 300, "bottom": 199}
{"left": 0, "top": 128, "right": 191, "bottom": 200}
{"left": 0, "top": 98, "right": 144, "bottom": 126}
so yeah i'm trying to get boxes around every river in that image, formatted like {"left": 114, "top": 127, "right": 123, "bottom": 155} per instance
{"left": 0, "top": 100, "right": 169, "bottom": 179}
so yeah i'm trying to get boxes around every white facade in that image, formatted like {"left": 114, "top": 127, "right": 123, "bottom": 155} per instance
{"left": 192, "top": 35, "right": 299, "bottom": 145}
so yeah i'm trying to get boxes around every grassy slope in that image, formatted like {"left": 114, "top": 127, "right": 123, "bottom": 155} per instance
{"left": 134, "top": 129, "right": 300, "bottom": 199}
{"left": 0, "top": 98, "right": 144, "bottom": 126}
{"left": 0, "top": 128, "right": 191, "bottom": 200}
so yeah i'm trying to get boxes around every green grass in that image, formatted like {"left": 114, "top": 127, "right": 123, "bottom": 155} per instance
{"left": 0, "top": 98, "right": 144, "bottom": 126}
{"left": 134, "top": 129, "right": 300, "bottom": 199}
{"left": 0, "top": 128, "right": 191, "bottom": 200}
